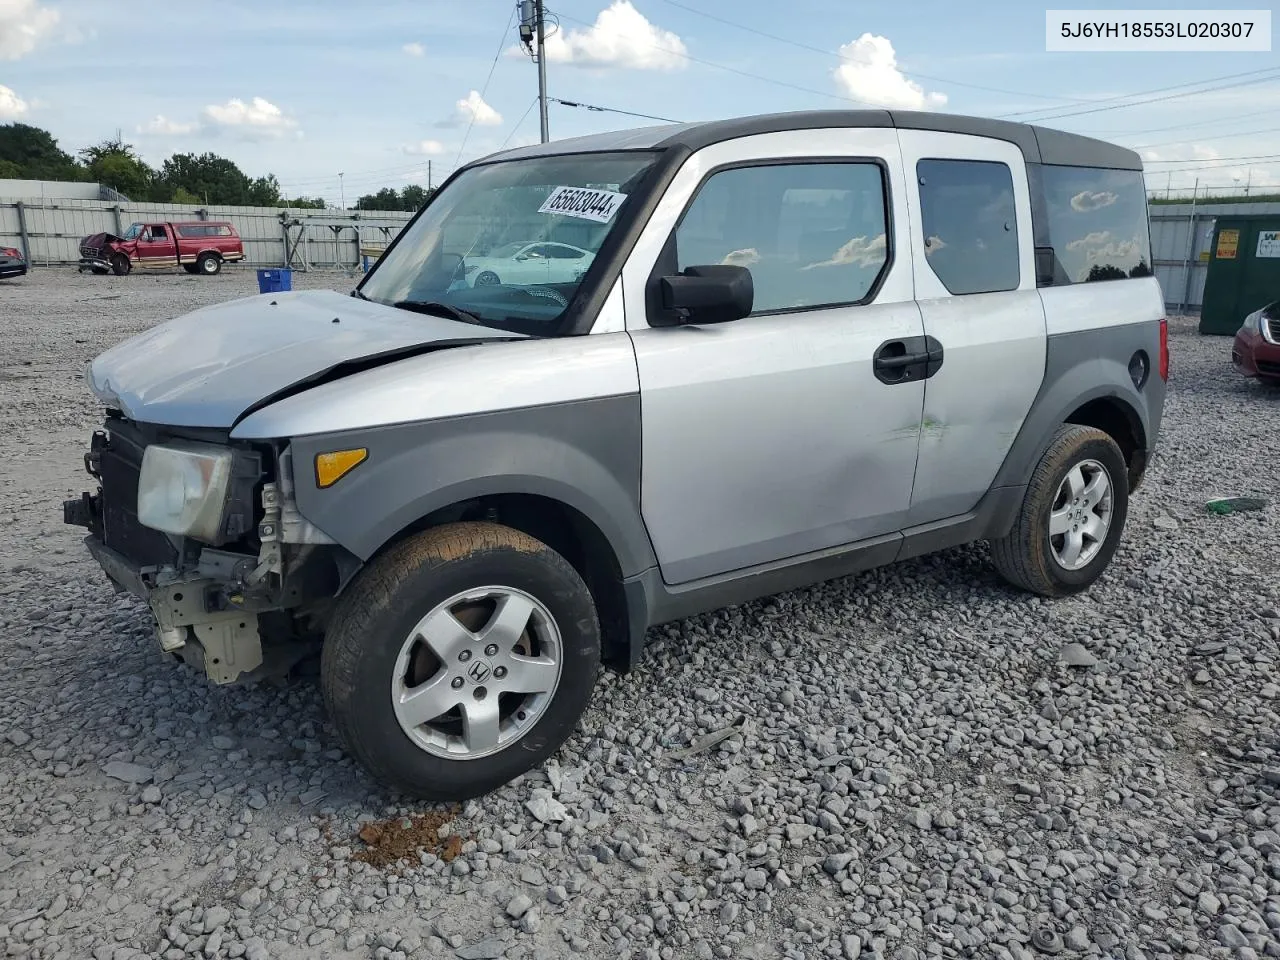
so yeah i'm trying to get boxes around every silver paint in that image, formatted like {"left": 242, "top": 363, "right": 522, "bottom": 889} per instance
{"left": 231, "top": 331, "right": 640, "bottom": 439}
{"left": 89, "top": 289, "right": 524, "bottom": 428}
{"left": 896, "top": 129, "right": 1048, "bottom": 525}
{"left": 620, "top": 128, "right": 927, "bottom": 585}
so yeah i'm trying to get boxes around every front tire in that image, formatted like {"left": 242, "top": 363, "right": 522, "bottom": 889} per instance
{"left": 110, "top": 254, "right": 130, "bottom": 276}
{"left": 990, "top": 424, "right": 1129, "bottom": 598}
{"left": 320, "top": 521, "right": 600, "bottom": 800}
{"left": 473, "top": 270, "right": 500, "bottom": 287}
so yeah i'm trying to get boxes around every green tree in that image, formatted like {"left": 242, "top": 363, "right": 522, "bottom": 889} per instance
{"left": 171, "top": 186, "right": 201, "bottom": 205}
{"left": 156, "top": 152, "right": 259, "bottom": 205}
{"left": 78, "top": 136, "right": 153, "bottom": 199}
{"left": 355, "top": 187, "right": 404, "bottom": 211}
{"left": 401, "top": 184, "right": 434, "bottom": 209}
{"left": 0, "top": 158, "right": 22, "bottom": 178}
{"left": 0, "top": 123, "right": 84, "bottom": 180}
{"left": 281, "top": 196, "right": 326, "bottom": 209}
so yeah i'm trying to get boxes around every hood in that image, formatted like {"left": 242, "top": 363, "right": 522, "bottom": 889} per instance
{"left": 82, "top": 231, "right": 122, "bottom": 247}
{"left": 88, "top": 289, "right": 526, "bottom": 428}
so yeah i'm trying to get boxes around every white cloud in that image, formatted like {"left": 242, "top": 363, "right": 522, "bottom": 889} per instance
{"left": 0, "top": 82, "right": 27, "bottom": 119}
{"left": 403, "top": 139, "right": 445, "bottom": 156}
{"left": 403, "top": 41, "right": 424, "bottom": 57}
{"left": 1066, "top": 230, "right": 1113, "bottom": 251}
{"left": 138, "top": 114, "right": 197, "bottom": 136}
{"left": 0, "top": 0, "right": 59, "bottom": 61}
{"left": 833, "top": 34, "right": 946, "bottom": 110}
{"left": 201, "top": 96, "right": 298, "bottom": 138}
{"left": 537, "top": 0, "right": 686, "bottom": 71}
{"left": 1069, "top": 189, "right": 1118, "bottom": 212}
{"left": 803, "top": 234, "right": 888, "bottom": 270}
{"left": 455, "top": 90, "right": 502, "bottom": 126}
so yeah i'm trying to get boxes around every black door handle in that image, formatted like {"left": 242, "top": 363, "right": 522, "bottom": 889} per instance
{"left": 875, "top": 351, "right": 930, "bottom": 370}
{"left": 873, "top": 336, "right": 945, "bottom": 384}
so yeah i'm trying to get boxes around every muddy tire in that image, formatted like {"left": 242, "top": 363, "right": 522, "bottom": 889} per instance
{"left": 196, "top": 253, "right": 221, "bottom": 275}
{"left": 320, "top": 521, "right": 600, "bottom": 800}
{"left": 990, "top": 424, "right": 1129, "bottom": 598}
{"left": 110, "top": 254, "right": 130, "bottom": 276}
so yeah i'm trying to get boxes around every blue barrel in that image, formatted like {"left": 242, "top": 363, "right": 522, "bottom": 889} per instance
{"left": 257, "top": 268, "right": 293, "bottom": 294}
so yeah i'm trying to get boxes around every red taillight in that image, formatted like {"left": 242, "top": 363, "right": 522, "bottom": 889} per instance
{"left": 1158, "top": 317, "right": 1169, "bottom": 382}
{"left": 0, "top": 247, "right": 19, "bottom": 258}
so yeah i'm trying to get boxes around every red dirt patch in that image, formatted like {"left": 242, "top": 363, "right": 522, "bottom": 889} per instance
{"left": 351, "top": 808, "right": 465, "bottom": 870}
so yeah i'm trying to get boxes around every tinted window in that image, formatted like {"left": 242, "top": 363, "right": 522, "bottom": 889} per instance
{"left": 149, "top": 225, "right": 168, "bottom": 240}
{"left": 674, "top": 162, "right": 889, "bottom": 314}
{"left": 1041, "top": 165, "right": 1151, "bottom": 283}
{"left": 917, "top": 159, "right": 1019, "bottom": 295}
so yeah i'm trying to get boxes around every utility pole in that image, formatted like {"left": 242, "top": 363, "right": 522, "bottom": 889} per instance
{"left": 427, "top": 160, "right": 432, "bottom": 190}
{"left": 338, "top": 172, "right": 345, "bottom": 211}
{"left": 519, "top": 0, "right": 550, "bottom": 143}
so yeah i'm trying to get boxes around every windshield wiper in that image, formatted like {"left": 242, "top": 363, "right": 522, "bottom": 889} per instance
{"left": 393, "top": 300, "right": 485, "bottom": 326}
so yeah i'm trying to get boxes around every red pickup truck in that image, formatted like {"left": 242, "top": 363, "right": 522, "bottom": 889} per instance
{"left": 78, "top": 220, "right": 245, "bottom": 276}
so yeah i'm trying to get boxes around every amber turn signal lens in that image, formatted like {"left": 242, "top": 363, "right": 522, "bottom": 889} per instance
{"left": 315, "top": 448, "right": 368, "bottom": 488}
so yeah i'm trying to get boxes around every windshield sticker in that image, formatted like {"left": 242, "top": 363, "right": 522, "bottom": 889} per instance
{"left": 537, "top": 186, "right": 627, "bottom": 224}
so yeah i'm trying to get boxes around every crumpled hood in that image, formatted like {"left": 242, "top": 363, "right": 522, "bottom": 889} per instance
{"left": 88, "top": 289, "right": 525, "bottom": 428}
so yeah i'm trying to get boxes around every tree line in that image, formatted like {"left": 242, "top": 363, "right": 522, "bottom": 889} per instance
{"left": 0, "top": 122, "right": 434, "bottom": 212}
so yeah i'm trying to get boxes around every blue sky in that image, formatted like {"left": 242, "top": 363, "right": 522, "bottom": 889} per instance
{"left": 2, "top": 0, "right": 1278, "bottom": 203}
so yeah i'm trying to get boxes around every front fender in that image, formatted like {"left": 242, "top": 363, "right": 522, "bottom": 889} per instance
{"left": 285, "top": 395, "right": 657, "bottom": 578}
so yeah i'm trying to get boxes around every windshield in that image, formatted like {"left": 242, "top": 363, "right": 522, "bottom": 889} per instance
{"left": 121, "top": 223, "right": 143, "bottom": 241}
{"left": 358, "top": 151, "right": 660, "bottom": 336}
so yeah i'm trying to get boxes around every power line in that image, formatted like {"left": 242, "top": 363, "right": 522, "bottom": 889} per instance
{"left": 1000, "top": 69, "right": 1280, "bottom": 121}
{"left": 497, "top": 97, "right": 541, "bottom": 151}
{"left": 455, "top": 2, "right": 520, "bottom": 169}
{"left": 550, "top": 9, "right": 886, "bottom": 109}
{"left": 1144, "top": 153, "right": 1280, "bottom": 165}
{"left": 1074, "top": 104, "right": 1280, "bottom": 138}
{"left": 1129, "top": 125, "right": 1280, "bottom": 152}
{"left": 550, "top": 97, "right": 680, "bottom": 124}
{"left": 654, "top": 0, "right": 1094, "bottom": 105}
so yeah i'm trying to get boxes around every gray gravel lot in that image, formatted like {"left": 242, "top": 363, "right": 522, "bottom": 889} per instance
{"left": 1, "top": 266, "right": 1279, "bottom": 960}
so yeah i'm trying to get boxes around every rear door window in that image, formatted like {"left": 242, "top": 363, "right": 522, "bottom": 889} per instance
{"left": 916, "top": 159, "right": 1019, "bottom": 295}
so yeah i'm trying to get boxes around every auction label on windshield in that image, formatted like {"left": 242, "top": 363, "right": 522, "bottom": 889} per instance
{"left": 1046, "top": 10, "right": 1270, "bottom": 50}
{"left": 538, "top": 186, "right": 627, "bottom": 223}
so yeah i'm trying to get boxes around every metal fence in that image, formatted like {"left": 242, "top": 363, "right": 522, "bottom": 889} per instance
{"left": 1149, "top": 200, "right": 1280, "bottom": 315}
{"left": 0, "top": 198, "right": 416, "bottom": 270}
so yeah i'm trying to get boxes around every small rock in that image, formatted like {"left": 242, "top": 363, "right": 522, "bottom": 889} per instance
{"left": 1059, "top": 643, "right": 1097, "bottom": 668}
{"left": 1153, "top": 515, "right": 1179, "bottom": 532}
{"left": 4, "top": 730, "right": 31, "bottom": 747}
{"left": 744, "top": 868, "right": 769, "bottom": 891}
{"left": 103, "top": 761, "right": 154, "bottom": 785}
{"left": 1197, "top": 892, "right": 1221, "bottom": 916}
{"left": 910, "top": 809, "right": 931, "bottom": 831}
{"left": 506, "top": 894, "right": 533, "bottom": 919}
{"left": 1193, "top": 669, "right": 1211, "bottom": 684}
{"left": 456, "top": 939, "right": 507, "bottom": 960}
{"left": 841, "top": 934, "right": 862, "bottom": 959}
{"left": 1219, "top": 925, "right": 1249, "bottom": 948}
{"left": 519, "top": 909, "right": 541, "bottom": 934}
{"left": 1039, "top": 700, "right": 1061, "bottom": 722}
{"left": 203, "top": 906, "right": 230, "bottom": 931}
{"left": 1193, "top": 641, "right": 1227, "bottom": 656}
{"left": 824, "top": 853, "right": 854, "bottom": 875}
{"left": 141, "top": 786, "right": 161, "bottom": 804}
{"left": 525, "top": 791, "right": 566, "bottom": 824}
{"left": 1064, "top": 926, "right": 1090, "bottom": 951}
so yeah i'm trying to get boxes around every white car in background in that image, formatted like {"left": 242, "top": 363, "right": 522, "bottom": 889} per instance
{"left": 463, "top": 240, "right": 595, "bottom": 287}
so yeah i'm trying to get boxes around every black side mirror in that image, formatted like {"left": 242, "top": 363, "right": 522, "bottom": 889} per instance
{"left": 654, "top": 264, "right": 753, "bottom": 327}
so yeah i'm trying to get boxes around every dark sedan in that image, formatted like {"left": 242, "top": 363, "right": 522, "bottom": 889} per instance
{"left": 0, "top": 246, "right": 27, "bottom": 279}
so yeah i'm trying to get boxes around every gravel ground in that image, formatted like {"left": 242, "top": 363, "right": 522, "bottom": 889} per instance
{"left": 1, "top": 267, "right": 1278, "bottom": 960}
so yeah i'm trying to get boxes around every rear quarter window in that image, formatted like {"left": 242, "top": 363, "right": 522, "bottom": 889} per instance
{"left": 916, "top": 158, "right": 1020, "bottom": 296}
{"left": 1040, "top": 165, "right": 1152, "bottom": 284}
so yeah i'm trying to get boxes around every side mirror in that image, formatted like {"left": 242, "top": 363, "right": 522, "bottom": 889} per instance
{"left": 654, "top": 264, "right": 753, "bottom": 327}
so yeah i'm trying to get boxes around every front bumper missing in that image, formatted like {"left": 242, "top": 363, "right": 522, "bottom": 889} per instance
{"left": 80, "top": 533, "right": 265, "bottom": 685}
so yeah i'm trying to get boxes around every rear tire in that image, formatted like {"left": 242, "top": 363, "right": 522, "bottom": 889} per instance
{"left": 990, "top": 424, "right": 1129, "bottom": 598}
{"left": 320, "top": 521, "right": 600, "bottom": 800}
{"left": 110, "top": 254, "right": 130, "bottom": 276}
{"left": 197, "top": 253, "right": 221, "bottom": 275}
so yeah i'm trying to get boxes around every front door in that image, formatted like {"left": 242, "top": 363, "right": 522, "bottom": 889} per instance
{"left": 622, "top": 129, "right": 928, "bottom": 585}
{"left": 134, "top": 224, "right": 175, "bottom": 268}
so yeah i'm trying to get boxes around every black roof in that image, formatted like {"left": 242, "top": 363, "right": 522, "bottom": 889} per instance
{"left": 483, "top": 109, "right": 1143, "bottom": 171}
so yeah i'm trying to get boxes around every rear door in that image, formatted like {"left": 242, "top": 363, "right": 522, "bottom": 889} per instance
{"left": 622, "top": 128, "right": 928, "bottom": 585}
{"left": 895, "top": 131, "right": 1047, "bottom": 526}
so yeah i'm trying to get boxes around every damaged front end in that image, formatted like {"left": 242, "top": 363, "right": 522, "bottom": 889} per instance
{"left": 63, "top": 414, "right": 356, "bottom": 685}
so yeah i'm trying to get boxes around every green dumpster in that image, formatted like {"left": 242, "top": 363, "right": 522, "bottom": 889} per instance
{"left": 1199, "top": 216, "right": 1280, "bottom": 335}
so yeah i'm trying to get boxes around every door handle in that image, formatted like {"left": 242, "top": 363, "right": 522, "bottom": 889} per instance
{"left": 875, "top": 351, "right": 929, "bottom": 370}
{"left": 873, "top": 336, "right": 945, "bottom": 384}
